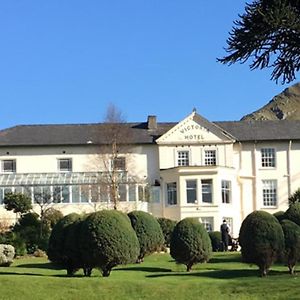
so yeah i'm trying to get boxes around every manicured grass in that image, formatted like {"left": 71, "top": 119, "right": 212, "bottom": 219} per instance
{"left": 0, "top": 252, "right": 299, "bottom": 300}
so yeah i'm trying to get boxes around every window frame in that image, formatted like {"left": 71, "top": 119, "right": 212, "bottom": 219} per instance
{"left": 2, "top": 159, "right": 16, "bottom": 173}
{"left": 204, "top": 150, "right": 217, "bottom": 166}
{"left": 201, "top": 179, "right": 213, "bottom": 203}
{"left": 186, "top": 179, "right": 197, "bottom": 204}
{"left": 166, "top": 182, "right": 177, "bottom": 206}
{"left": 221, "top": 180, "right": 231, "bottom": 204}
{"left": 201, "top": 217, "right": 214, "bottom": 232}
{"left": 177, "top": 150, "right": 190, "bottom": 166}
{"left": 261, "top": 148, "right": 276, "bottom": 168}
{"left": 58, "top": 158, "right": 72, "bottom": 172}
{"left": 262, "top": 180, "right": 277, "bottom": 207}
{"left": 111, "top": 156, "right": 126, "bottom": 171}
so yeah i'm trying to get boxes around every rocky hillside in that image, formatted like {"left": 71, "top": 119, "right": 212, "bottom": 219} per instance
{"left": 241, "top": 82, "right": 300, "bottom": 121}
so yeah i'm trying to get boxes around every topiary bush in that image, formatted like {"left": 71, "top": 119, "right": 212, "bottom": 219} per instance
{"left": 0, "top": 244, "right": 15, "bottom": 266}
{"left": 47, "top": 213, "right": 81, "bottom": 270}
{"left": 273, "top": 211, "right": 286, "bottom": 222}
{"left": 128, "top": 211, "right": 164, "bottom": 262}
{"left": 157, "top": 217, "right": 177, "bottom": 249}
{"left": 43, "top": 208, "right": 64, "bottom": 229}
{"left": 281, "top": 219, "right": 300, "bottom": 275}
{"left": 288, "top": 188, "right": 300, "bottom": 205}
{"left": 79, "top": 210, "right": 139, "bottom": 277}
{"left": 209, "top": 231, "right": 222, "bottom": 252}
{"left": 170, "top": 218, "right": 212, "bottom": 271}
{"left": 239, "top": 210, "right": 284, "bottom": 277}
{"left": 284, "top": 203, "right": 300, "bottom": 226}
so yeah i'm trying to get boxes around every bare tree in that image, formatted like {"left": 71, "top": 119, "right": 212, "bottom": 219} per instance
{"left": 87, "top": 103, "right": 149, "bottom": 211}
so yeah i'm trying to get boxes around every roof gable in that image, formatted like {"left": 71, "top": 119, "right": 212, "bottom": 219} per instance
{"left": 156, "top": 111, "right": 235, "bottom": 145}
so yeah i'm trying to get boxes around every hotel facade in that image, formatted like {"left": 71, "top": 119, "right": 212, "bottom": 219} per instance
{"left": 1, "top": 110, "right": 300, "bottom": 237}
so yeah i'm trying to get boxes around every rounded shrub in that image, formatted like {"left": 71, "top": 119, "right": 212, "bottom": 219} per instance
{"left": 208, "top": 231, "right": 222, "bottom": 252}
{"left": 273, "top": 211, "right": 286, "bottom": 222}
{"left": 47, "top": 213, "right": 81, "bottom": 268}
{"left": 281, "top": 219, "right": 300, "bottom": 274}
{"left": 170, "top": 218, "right": 212, "bottom": 271}
{"left": 128, "top": 211, "right": 164, "bottom": 261}
{"left": 284, "top": 203, "right": 300, "bottom": 226}
{"left": 79, "top": 210, "right": 139, "bottom": 277}
{"left": 157, "top": 217, "right": 177, "bottom": 249}
{"left": 239, "top": 210, "right": 284, "bottom": 276}
{"left": 0, "top": 244, "right": 15, "bottom": 266}
{"left": 43, "top": 208, "right": 64, "bottom": 229}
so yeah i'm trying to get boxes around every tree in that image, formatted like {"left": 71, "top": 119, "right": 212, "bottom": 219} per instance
{"left": 3, "top": 192, "right": 32, "bottom": 217}
{"left": 218, "top": 0, "right": 300, "bottom": 83}
{"left": 170, "top": 218, "right": 212, "bottom": 271}
{"left": 79, "top": 210, "right": 140, "bottom": 277}
{"left": 128, "top": 211, "right": 164, "bottom": 262}
{"left": 157, "top": 217, "right": 177, "bottom": 249}
{"left": 288, "top": 188, "right": 300, "bottom": 205}
{"left": 239, "top": 211, "right": 284, "bottom": 276}
{"left": 281, "top": 219, "right": 300, "bottom": 274}
{"left": 87, "top": 103, "right": 149, "bottom": 211}
{"left": 284, "top": 202, "right": 300, "bottom": 226}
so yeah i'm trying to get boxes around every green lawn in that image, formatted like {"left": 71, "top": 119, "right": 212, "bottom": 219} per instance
{"left": 0, "top": 252, "right": 299, "bottom": 300}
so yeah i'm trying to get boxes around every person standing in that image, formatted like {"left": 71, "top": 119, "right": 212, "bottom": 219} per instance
{"left": 220, "top": 219, "right": 230, "bottom": 251}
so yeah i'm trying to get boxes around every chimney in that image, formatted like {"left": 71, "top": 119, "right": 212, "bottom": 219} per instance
{"left": 147, "top": 115, "right": 157, "bottom": 130}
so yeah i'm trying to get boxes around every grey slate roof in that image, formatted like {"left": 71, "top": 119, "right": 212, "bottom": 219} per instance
{"left": 216, "top": 120, "right": 300, "bottom": 141}
{"left": 1, "top": 119, "right": 300, "bottom": 146}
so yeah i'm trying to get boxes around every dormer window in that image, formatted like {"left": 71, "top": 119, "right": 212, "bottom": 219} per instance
{"left": 58, "top": 158, "right": 72, "bottom": 172}
{"left": 2, "top": 160, "right": 16, "bottom": 173}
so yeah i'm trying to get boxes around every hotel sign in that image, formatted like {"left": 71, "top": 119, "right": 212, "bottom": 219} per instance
{"left": 179, "top": 124, "right": 208, "bottom": 141}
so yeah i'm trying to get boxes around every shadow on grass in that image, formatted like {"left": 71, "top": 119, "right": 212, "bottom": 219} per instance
{"left": 115, "top": 266, "right": 172, "bottom": 273}
{"left": 146, "top": 268, "right": 284, "bottom": 279}
{"left": 16, "top": 262, "right": 61, "bottom": 270}
{"left": 209, "top": 254, "right": 242, "bottom": 264}
{"left": 0, "top": 270, "right": 89, "bottom": 278}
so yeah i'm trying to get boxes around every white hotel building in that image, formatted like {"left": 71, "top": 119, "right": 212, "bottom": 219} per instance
{"left": 1, "top": 110, "right": 300, "bottom": 237}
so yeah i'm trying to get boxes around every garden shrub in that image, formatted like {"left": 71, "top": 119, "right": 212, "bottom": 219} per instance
{"left": 47, "top": 213, "right": 81, "bottom": 267}
{"left": 281, "top": 219, "right": 300, "bottom": 274}
{"left": 128, "top": 211, "right": 164, "bottom": 261}
{"left": 288, "top": 188, "right": 300, "bottom": 205}
{"left": 79, "top": 210, "right": 139, "bottom": 277}
{"left": 157, "top": 217, "right": 177, "bottom": 249}
{"left": 13, "top": 212, "right": 47, "bottom": 253}
{"left": 170, "top": 218, "right": 212, "bottom": 271}
{"left": 273, "top": 211, "right": 286, "bottom": 222}
{"left": 43, "top": 208, "right": 64, "bottom": 229}
{"left": 209, "top": 231, "right": 222, "bottom": 252}
{"left": 239, "top": 210, "right": 284, "bottom": 276}
{"left": 0, "top": 244, "right": 15, "bottom": 266}
{"left": 284, "top": 203, "right": 300, "bottom": 226}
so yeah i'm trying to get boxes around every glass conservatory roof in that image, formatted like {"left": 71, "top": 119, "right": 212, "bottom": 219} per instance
{"left": 0, "top": 172, "right": 129, "bottom": 186}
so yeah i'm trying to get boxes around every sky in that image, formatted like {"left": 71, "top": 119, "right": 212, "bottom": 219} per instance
{"left": 0, "top": 1, "right": 295, "bottom": 129}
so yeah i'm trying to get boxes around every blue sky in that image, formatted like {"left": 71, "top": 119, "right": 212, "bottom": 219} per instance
{"left": 0, "top": 1, "right": 294, "bottom": 129}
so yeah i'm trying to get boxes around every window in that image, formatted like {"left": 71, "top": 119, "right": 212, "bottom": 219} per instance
{"left": 167, "top": 182, "right": 177, "bottom": 205}
{"left": 204, "top": 150, "right": 216, "bottom": 166}
{"left": 201, "top": 217, "right": 214, "bottom": 232}
{"left": 2, "top": 160, "right": 16, "bottom": 173}
{"left": 202, "top": 179, "right": 212, "bottom": 203}
{"left": 150, "top": 186, "right": 160, "bottom": 203}
{"left": 91, "top": 185, "right": 100, "bottom": 203}
{"left": 58, "top": 158, "right": 72, "bottom": 172}
{"left": 52, "top": 186, "right": 70, "bottom": 203}
{"left": 33, "top": 186, "right": 51, "bottom": 204}
{"left": 221, "top": 180, "right": 231, "bottom": 204}
{"left": 223, "top": 217, "right": 233, "bottom": 235}
{"left": 262, "top": 180, "right": 277, "bottom": 207}
{"left": 112, "top": 157, "right": 126, "bottom": 171}
{"left": 177, "top": 151, "right": 189, "bottom": 166}
{"left": 261, "top": 148, "right": 276, "bottom": 167}
{"left": 186, "top": 180, "right": 197, "bottom": 204}
{"left": 128, "top": 185, "right": 137, "bottom": 202}
{"left": 118, "top": 184, "right": 127, "bottom": 202}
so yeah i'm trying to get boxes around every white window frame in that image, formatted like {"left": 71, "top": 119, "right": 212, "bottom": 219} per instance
{"left": 186, "top": 179, "right": 197, "bottom": 204}
{"left": 177, "top": 150, "right": 190, "bottom": 166}
{"left": 204, "top": 150, "right": 217, "bottom": 166}
{"left": 200, "top": 217, "right": 214, "bottom": 232}
{"left": 166, "top": 182, "right": 177, "bottom": 206}
{"left": 221, "top": 180, "right": 231, "bottom": 204}
{"left": 262, "top": 180, "right": 277, "bottom": 207}
{"left": 2, "top": 159, "right": 16, "bottom": 173}
{"left": 201, "top": 179, "right": 213, "bottom": 203}
{"left": 58, "top": 158, "right": 72, "bottom": 172}
{"left": 261, "top": 148, "right": 276, "bottom": 168}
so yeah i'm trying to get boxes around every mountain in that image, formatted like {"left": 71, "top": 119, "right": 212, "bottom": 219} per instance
{"left": 241, "top": 82, "right": 300, "bottom": 121}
